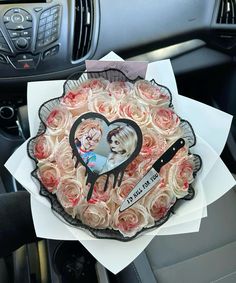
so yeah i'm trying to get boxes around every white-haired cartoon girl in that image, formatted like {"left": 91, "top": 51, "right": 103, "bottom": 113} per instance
{"left": 102, "top": 124, "right": 137, "bottom": 172}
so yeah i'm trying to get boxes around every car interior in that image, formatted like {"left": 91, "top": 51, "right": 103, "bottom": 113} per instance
{"left": 0, "top": 0, "right": 236, "bottom": 282}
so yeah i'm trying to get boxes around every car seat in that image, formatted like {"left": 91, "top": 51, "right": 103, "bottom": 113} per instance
{"left": 117, "top": 187, "right": 236, "bottom": 283}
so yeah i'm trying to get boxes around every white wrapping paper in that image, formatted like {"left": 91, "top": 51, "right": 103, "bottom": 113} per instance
{"left": 5, "top": 52, "right": 236, "bottom": 274}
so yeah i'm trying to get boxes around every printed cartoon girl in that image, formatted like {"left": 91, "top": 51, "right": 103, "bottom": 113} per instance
{"left": 102, "top": 124, "right": 137, "bottom": 172}
{"left": 75, "top": 119, "right": 102, "bottom": 169}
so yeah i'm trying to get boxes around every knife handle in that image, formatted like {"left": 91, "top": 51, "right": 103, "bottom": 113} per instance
{"left": 153, "top": 138, "right": 185, "bottom": 172}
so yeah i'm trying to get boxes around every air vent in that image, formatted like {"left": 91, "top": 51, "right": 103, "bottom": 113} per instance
{"left": 217, "top": 0, "right": 236, "bottom": 24}
{"left": 73, "top": 0, "right": 94, "bottom": 60}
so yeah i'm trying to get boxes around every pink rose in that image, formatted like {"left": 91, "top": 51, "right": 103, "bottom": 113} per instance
{"left": 78, "top": 201, "right": 110, "bottom": 229}
{"left": 106, "top": 196, "right": 119, "bottom": 216}
{"left": 90, "top": 175, "right": 114, "bottom": 202}
{"left": 151, "top": 108, "right": 182, "bottom": 139}
{"left": 54, "top": 137, "right": 76, "bottom": 175}
{"left": 141, "top": 128, "right": 167, "bottom": 158}
{"left": 168, "top": 155, "right": 195, "bottom": 198}
{"left": 88, "top": 94, "right": 118, "bottom": 120}
{"left": 124, "top": 155, "right": 154, "bottom": 178}
{"left": 33, "top": 134, "right": 55, "bottom": 161}
{"left": 80, "top": 78, "right": 109, "bottom": 94}
{"left": 156, "top": 143, "right": 188, "bottom": 186}
{"left": 137, "top": 157, "right": 154, "bottom": 176}
{"left": 61, "top": 87, "right": 89, "bottom": 116}
{"left": 76, "top": 163, "right": 87, "bottom": 187}
{"left": 119, "top": 99, "right": 151, "bottom": 128}
{"left": 112, "top": 204, "right": 153, "bottom": 237}
{"left": 159, "top": 163, "right": 172, "bottom": 187}
{"left": 157, "top": 144, "right": 189, "bottom": 187}
{"left": 37, "top": 162, "right": 60, "bottom": 193}
{"left": 45, "top": 106, "right": 72, "bottom": 136}
{"left": 111, "top": 177, "right": 137, "bottom": 205}
{"left": 106, "top": 81, "right": 134, "bottom": 100}
{"left": 157, "top": 143, "right": 189, "bottom": 187}
{"left": 144, "top": 186, "right": 176, "bottom": 221}
{"left": 56, "top": 177, "right": 84, "bottom": 217}
{"left": 125, "top": 155, "right": 145, "bottom": 178}
{"left": 135, "top": 80, "right": 170, "bottom": 107}
{"left": 169, "top": 145, "right": 189, "bottom": 163}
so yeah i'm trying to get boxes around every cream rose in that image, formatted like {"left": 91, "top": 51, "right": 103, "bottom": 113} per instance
{"left": 157, "top": 144, "right": 189, "bottom": 186}
{"left": 141, "top": 128, "right": 167, "bottom": 158}
{"left": 135, "top": 80, "right": 170, "bottom": 107}
{"left": 168, "top": 155, "right": 195, "bottom": 198}
{"left": 169, "top": 145, "right": 189, "bottom": 163}
{"left": 137, "top": 156, "right": 155, "bottom": 176}
{"left": 45, "top": 106, "right": 72, "bottom": 136}
{"left": 125, "top": 155, "right": 145, "bottom": 178}
{"left": 106, "top": 81, "right": 134, "bottom": 100}
{"left": 78, "top": 201, "right": 110, "bottom": 229}
{"left": 106, "top": 195, "right": 119, "bottom": 216}
{"left": 124, "top": 154, "right": 154, "bottom": 178}
{"left": 86, "top": 175, "right": 114, "bottom": 202}
{"left": 56, "top": 177, "right": 84, "bottom": 217}
{"left": 80, "top": 78, "right": 109, "bottom": 94}
{"left": 151, "top": 107, "right": 182, "bottom": 140}
{"left": 157, "top": 144, "right": 189, "bottom": 187}
{"left": 76, "top": 163, "right": 87, "bottom": 187}
{"left": 159, "top": 163, "right": 172, "bottom": 187}
{"left": 88, "top": 94, "right": 118, "bottom": 120}
{"left": 111, "top": 177, "right": 137, "bottom": 205}
{"left": 61, "top": 87, "right": 89, "bottom": 116}
{"left": 119, "top": 99, "right": 151, "bottom": 128}
{"left": 33, "top": 134, "right": 55, "bottom": 161}
{"left": 112, "top": 204, "right": 153, "bottom": 237}
{"left": 54, "top": 137, "right": 75, "bottom": 175}
{"left": 144, "top": 186, "right": 176, "bottom": 221}
{"left": 37, "top": 162, "right": 60, "bottom": 193}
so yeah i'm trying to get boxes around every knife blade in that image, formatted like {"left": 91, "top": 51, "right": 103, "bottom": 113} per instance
{"left": 119, "top": 138, "right": 185, "bottom": 212}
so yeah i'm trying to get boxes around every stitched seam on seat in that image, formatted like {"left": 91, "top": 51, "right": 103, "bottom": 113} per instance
{"left": 131, "top": 262, "right": 142, "bottom": 283}
{"left": 143, "top": 250, "right": 157, "bottom": 280}
{"left": 211, "top": 270, "right": 236, "bottom": 283}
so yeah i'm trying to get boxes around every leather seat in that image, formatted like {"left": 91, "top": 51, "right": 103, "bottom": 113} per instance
{"left": 117, "top": 188, "right": 236, "bottom": 283}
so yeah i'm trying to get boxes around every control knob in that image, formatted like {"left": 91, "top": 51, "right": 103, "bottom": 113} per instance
{"left": 0, "top": 106, "right": 15, "bottom": 120}
{"left": 15, "top": 37, "right": 28, "bottom": 49}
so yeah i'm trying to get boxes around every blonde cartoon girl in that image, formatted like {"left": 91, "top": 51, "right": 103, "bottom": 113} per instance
{"left": 75, "top": 119, "right": 103, "bottom": 169}
{"left": 102, "top": 125, "right": 137, "bottom": 172}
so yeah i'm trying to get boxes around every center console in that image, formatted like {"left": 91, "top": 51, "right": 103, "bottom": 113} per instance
{"left": 0, "top": 0, "right": 98, "bottom": 135}
{"left": 0, "top": 0, "right": 63, "bottom": 71}
{"left": 2, "top": 4, "right": 61, "bottom": 69}
{"left": 0, "top": 0, "right": 99, "bottom": 79}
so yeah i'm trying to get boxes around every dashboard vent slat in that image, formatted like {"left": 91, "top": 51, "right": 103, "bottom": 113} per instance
{"left": 73, "top": 0, "right": 94, "bottom": 61}
{"left": 217, "top": 0, "right": 236, "bottom": 24}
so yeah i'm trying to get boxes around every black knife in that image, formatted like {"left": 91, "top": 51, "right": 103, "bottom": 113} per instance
{"left": 119, "top": 138, "right": 185, "bottom": 212}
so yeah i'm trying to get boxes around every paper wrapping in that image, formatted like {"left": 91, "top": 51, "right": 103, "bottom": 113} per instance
{"left": 5, "top": 52, "right": 235, "bottom": 274}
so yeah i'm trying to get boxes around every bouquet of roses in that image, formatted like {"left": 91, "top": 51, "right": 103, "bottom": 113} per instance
{"left": 28, "top": 69, "right": 201, "bottom": 240}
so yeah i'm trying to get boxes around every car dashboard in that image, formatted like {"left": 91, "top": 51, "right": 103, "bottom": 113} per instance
{"left": 0, "top": 0, "right": 235, "bottom": 132}
{"left": 0, "top": 0, "right": 234, "bottom": 156}
{"left": 0, "top": 0, "right": 234, "bottom": 80}
{"left": 0, "top": 0, "right": 235, "bottom": 282}
{"left": 0, "top": 0, "right": 97, "bottom": 79}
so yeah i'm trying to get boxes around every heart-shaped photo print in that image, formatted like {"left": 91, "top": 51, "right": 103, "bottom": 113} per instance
{"left": 69, "top": 112, "right": 142, "bottom": 200}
